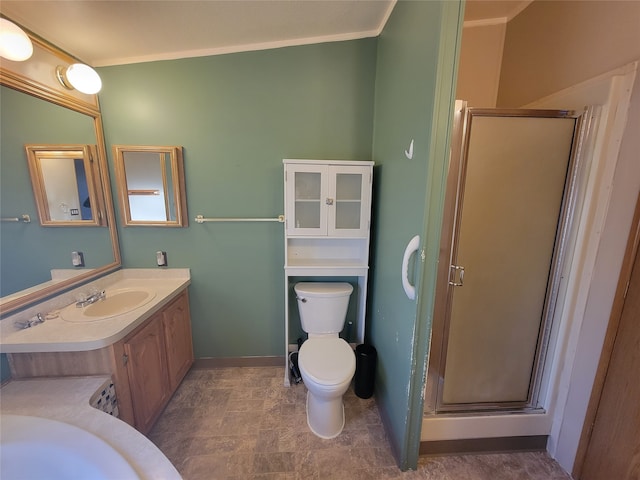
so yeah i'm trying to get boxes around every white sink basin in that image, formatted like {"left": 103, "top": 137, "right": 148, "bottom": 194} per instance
{"left": 0, "top": 414, "right": 140, "bottom": 480}
{"left": 61, "top": 288, "right": 156, "bottom": 322}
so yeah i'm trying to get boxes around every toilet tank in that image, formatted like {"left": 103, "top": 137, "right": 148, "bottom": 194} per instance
{"left": 294, "top": 282, "right": 353, "bottom": 334}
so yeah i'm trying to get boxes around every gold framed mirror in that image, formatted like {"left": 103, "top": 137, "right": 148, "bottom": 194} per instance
{"left": 25, "top": 144, "right": 107, "bottom": 226}
{"left": 0, "top": 26, "right": 120, "bottom": 316}
{"left": 113, "top": 145, "right": 188, "bottom": 227}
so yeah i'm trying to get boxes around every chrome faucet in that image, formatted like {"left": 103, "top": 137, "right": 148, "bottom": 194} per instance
{"left": 76, "top": 289, "right": 106, "bottom": 308}
{"left": 14, "top": 313, "right": 44, "bottom": 329}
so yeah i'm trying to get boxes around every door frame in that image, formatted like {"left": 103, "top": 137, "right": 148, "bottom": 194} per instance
{"left": 572, "top": 192, "right": 640, "bottom": 478}
{"left": 421, "top": 63, "right": 637, "bottom": 450}
{"left": 425, "top": 105, "right": 589, "bottom": 414}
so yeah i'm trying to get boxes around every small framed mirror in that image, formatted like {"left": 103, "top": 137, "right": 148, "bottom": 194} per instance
{"left": 113, "top": 145, "right": 188, "bottom": 227}
{"left": 25, "top": 144, "right": 107, "bottom": 226}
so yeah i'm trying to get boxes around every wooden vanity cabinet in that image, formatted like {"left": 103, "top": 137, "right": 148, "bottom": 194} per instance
{"left": 7, "top": 289, "right": 194, "bottom": 435}
{"left": 162, "top": 292, "right": 194, "bottom": 391}
{"left": 115, "top": 290, "right": 194, "bottom": 433}
{"left": 124, "top": 311, "right": 171, "bottom": 433}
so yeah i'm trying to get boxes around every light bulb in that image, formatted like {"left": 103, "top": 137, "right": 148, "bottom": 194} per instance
{"left": 65, "top": 63, "right": 102, "bottom": 94}
{"left": 0, "top": 18, "right": 33, "bottom": 61}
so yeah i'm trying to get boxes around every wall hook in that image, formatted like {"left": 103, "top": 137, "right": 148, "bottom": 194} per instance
{"left": 404, "top": 139, "right": 414, "bottom": 160}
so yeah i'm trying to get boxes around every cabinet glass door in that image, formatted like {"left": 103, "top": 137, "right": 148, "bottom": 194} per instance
{"left": 287, "top": 165, "right": 327, "bottom": 235}
{"left": 335, "top": 173, "right": 362, "bottom": 229}
{"left": 294, "top": 172, "right": 321, "bottom": 228}
{"left": 328, "top": 168, "right": 370, "bottom": 237}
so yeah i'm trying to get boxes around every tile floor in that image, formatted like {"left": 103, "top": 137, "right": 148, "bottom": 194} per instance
{"left": 148, "top": 366, "right": 572, "bottom": 480}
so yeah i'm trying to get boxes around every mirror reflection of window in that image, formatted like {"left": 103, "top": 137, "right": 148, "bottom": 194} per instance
{"left": 113, "top": 145, "right": 188, "bottom": 227}
{"left": 124, "top": 151, "right": 169, "bottom": 221}
{"left": 39, "top": 156, "right": 92, "bottom": 221}
{"left": 25, "top": 144, "right": 105, "bottom": 226}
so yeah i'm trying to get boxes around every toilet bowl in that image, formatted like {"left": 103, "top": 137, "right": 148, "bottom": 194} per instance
{"left": 294, "top": 282, "right": 355, "bottom": 439}
{"left": 298, "top": 336, "right": 356, "bottom": 439}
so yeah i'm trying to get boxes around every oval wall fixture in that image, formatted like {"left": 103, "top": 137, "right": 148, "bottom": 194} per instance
{"left": 56, "top": 63, "right": 102, "bottom": 94}
{"left": 0, "top": 18, "right": 33, "bottom": 61}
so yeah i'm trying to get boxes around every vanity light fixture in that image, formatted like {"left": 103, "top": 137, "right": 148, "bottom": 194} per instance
{"left": 56, "top": 63, "right": 102, "bottom": 94}
{"left": 0, "top": 18, "right": 33, "bottom": 61}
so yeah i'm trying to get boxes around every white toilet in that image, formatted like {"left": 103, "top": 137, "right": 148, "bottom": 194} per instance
{"left": 295, "top": 282, "right": 356, "bottom": 439}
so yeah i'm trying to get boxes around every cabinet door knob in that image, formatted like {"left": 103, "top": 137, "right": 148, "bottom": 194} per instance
{"left": 326, "top": 198, "right": 334, "bottom": 205}
{"left": 123, "top": 354, "right": 129, "bottom": 366}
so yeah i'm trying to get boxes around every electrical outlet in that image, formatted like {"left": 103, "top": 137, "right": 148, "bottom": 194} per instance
{"left": 156, "top": 251, "right": 167, "bottom": 267}
{"left": 72, "top": 251, "right": 84, "bottom": 267}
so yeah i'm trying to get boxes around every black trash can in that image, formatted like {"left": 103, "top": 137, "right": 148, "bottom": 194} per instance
{"left": 354, "top": 344, "right": 377, "bottom": 399}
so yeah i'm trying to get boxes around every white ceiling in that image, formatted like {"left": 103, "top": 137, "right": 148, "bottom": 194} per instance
{"left": 1, "top": 0, "right": 532, "bottom": 67}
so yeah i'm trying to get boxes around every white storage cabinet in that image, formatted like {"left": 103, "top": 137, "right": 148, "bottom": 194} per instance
{"left": 283, "top": 159, "right": 374, "bottom": 386}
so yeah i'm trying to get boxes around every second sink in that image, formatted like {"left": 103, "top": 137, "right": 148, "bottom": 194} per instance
{"left": 61, "top": 288, "right": 156, "bottom": 322}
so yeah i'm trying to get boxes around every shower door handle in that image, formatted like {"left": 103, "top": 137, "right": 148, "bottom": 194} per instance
{"left": 402, "top": 235, "right": 421, "bottom": 300}
{"left": 449, "top": 265, "right": 465, "bottom": 286}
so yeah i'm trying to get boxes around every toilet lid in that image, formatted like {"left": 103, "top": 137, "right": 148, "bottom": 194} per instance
{"left": 298, "top": 337, "right": 355, "bottom": 386}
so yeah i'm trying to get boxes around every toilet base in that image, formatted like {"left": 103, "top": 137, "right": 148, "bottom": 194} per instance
{"left": 306, "top": 390, "right": 345, "bottom": 439}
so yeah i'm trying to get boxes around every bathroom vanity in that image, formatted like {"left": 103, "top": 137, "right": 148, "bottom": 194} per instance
{"left": 1, "top": 269, "right": 193, "bottom": 434}
{"left": 283, "top": 159, "right": 374, "bottom": 385}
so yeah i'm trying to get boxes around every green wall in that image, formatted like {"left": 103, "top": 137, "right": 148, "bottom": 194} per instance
{"left": 98, "top": 39, "right": 377, "bottom": 358}
{"left": 369, "top": 0, "right": 463, "bottom": 469}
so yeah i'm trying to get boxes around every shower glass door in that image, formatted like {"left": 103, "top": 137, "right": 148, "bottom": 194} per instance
{"left": 430, "top": 106, "right": 584, "bottom": 412}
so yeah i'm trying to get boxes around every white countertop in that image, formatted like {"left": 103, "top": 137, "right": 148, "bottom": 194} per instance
{"left": 0, "top": 376, "right": 182, "bottom": 480}
{"left": 0, "top": 269, "right": 190, "bottom": 353}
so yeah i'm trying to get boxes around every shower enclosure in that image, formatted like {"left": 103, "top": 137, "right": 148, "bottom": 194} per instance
{"left": 425, "top": 103, "right": 589, "bottom": 414}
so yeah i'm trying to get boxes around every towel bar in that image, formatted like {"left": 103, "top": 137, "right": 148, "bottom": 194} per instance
{"left": 195, "top": 214, "right": 284, "bottom": 224}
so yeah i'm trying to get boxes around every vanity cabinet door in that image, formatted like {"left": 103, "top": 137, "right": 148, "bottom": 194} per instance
{"left": 124, "top": 313, "right": 170, "bottom": 433}
{"left": 162, "top": 291, "right": 194, "bottom": 391}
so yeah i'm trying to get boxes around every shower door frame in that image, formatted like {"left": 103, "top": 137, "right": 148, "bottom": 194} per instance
{"left": 425, "top": 103, "right": 590, "bottom": 414}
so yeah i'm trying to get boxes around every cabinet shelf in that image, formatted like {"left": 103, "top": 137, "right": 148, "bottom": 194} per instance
{"left": 286, "top": 257, "right": 368, "bottom": 266}
{"left": 285, "top": 260, "right": 368, "bottom": 270}
{"left": 295, "top": 199, "right": 361, "bottom": 204}
{"left": 286, "top": 237, "right": 368, "bottom": 265}
{"left": 286, "top": 234, "right": 367, "bottom": 240}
